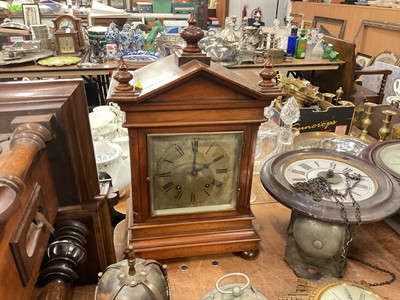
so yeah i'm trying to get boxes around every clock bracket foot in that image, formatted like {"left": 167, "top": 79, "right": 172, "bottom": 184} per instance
{"left": 233, "top": 249, "right": 260, "bottom": 260}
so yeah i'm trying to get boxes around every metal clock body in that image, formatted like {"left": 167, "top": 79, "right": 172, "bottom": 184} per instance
{"left": 260, "top": 148, "right": 400, "bottom": 279}
{"left": 147, "top": 132, "right": 243, "bottom": 216}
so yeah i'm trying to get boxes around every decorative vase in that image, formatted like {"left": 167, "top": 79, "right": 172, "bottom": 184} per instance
{"left": 119, "top": 23, "right": 133, "bottom": 53}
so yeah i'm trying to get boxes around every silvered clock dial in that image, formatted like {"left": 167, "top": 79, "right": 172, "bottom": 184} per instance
{"left": 147, "top": 132, "right": 243, "bottom": 216}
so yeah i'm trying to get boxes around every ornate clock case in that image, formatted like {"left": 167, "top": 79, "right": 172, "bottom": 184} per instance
{"left": 109, "top": 54, "right": 282, "bottom": 259}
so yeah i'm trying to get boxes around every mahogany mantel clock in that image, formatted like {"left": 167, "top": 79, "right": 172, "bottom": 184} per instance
{"left": 52, "top": 14, "right": 85, "bottom": 53}
{"left": 109, "top": 55, "right": 283, "bottom": 259}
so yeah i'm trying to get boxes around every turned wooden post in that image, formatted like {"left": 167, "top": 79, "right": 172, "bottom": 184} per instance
{"left": 0, "top": 118, "right": 53, "bottom": 224}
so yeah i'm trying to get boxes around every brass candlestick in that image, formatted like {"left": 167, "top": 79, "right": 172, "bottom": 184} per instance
{"left": 322, "top": 93, "right": 335, "bottom": 103}
{"left": 391, "top": 123, "right": 400, "bottom": 140}
{"left": 338, "top": 100, "right": 354, "bottom": 107}
{"left": 359, "top": 102, "right": 377, "bottom": 141}
{"left": 378, "top": 110, "right": 397, "bottom": 141}
{"left": 350, "top": 106, "right": 364, "bottom": 137}
{"left": 335, "top": 87, "right": 344, "bottom": 105}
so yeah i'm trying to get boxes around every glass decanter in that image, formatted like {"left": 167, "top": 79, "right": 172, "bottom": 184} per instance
{"left": 261, "top": 96, "right": 300, "bottom": 165}
{"left": 310, "top": 32, "right": 324, "bottom": 61}
{"left": 305, "top": 29, "right": 317, "bottom": 60}
{"left": 221, "top": 16, "right": 240, "bottom": 44}
{"left": 253, "top": 100, "right": 279, "bottom": 175}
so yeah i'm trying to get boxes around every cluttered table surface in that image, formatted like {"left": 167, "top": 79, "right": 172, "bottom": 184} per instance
{"left": 0, "top": 55, "right": 343, "bottom": 79}
{"left": 113, "top": 175, "right": 400, "bottom": 300}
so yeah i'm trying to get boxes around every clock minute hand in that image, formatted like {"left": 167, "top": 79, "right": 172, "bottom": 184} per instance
{"left": 196, "top": 154, "right": 225, "bottom": 172}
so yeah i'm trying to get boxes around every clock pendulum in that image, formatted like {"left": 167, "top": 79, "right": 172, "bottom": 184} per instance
{"left": 260, "top": 148, "right": 400, "bottom": 279}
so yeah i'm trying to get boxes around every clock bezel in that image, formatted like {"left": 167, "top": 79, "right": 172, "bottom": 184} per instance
{"left": 313, "top": 282, "right": 383, "bottom": 300}
{"left": 260, "top": 148, "right": 400, "bottom": 223}
{"left": 361, "top": 139, "right": 400, "bottom": 181}
{"left": 280, "top": 278, "right": 384, "bottom": 300}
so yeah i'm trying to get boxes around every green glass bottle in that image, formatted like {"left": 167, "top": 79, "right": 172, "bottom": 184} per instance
{"left": 295, "top": 29, "right": 307, "bottom": 59}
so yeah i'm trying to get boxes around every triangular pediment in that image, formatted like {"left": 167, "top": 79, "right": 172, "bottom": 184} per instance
{"left": 128, "top": 55, "right": 281, "bottom": 104}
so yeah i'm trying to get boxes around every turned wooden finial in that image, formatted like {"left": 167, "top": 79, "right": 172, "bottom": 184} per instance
{"left": 258, "top": 59, "right": 277, "bottom": 88}
{"left": 180, "top": 12, "right": 204, "bottom": 53}
{"left": 113, "top": 57, "right": 134, "bottom": 92}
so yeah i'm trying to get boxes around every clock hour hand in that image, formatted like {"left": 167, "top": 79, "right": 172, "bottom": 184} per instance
{"left": 191, "top": 140, "right": 198, "bottom": 175}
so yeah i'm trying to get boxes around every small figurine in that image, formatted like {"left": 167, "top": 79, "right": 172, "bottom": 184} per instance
{"left": 144, "top": 21, "right": 164, "bottom": 52}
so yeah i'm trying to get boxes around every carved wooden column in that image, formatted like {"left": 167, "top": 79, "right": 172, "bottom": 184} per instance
{"left": 0, "top": 117, "right": 53, "bottom": 224}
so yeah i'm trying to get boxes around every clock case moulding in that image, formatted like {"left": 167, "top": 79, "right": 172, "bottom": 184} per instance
{"left": 109, "top": 54, "right": 283, "bottom": 260}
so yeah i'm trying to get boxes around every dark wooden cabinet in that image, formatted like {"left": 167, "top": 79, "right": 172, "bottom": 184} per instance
{"left": 0, "top": 80, "right": 116, "bottom": 297}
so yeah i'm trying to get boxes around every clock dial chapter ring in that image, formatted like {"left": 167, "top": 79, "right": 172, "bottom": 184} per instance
{"left": 260, "top": 148, "right": 400, "bottom": 223}
{"left": 148, "top": 132, "right": 243, "bottom": 216}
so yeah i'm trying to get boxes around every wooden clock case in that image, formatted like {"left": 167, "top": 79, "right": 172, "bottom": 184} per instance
{"left": 52, "top": 14, "right": 86, "bottom": 54}
{"left": 110, "top": 55, "right": 283, "bottom": 259}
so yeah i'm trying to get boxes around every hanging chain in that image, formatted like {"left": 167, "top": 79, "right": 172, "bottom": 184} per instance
{"left": 348, "top": 255, "right": 397, "bottom": 286}
{"left": 293, "top": 170, "right": 395, "bottom": 285}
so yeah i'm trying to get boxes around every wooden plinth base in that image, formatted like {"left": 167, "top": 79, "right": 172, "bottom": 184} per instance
{"left": 126, "top": 214, "right": 260, "bottom": 260}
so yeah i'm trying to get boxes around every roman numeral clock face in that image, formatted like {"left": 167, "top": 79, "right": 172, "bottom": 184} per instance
{"left": 147, "top": 132, "right": 243, "bottom": 216}
{"left": 260, "top": 148, "right": 400, "bottom": 223}
{"left": 285, "top": 158, "right": 376, "bottom": 202}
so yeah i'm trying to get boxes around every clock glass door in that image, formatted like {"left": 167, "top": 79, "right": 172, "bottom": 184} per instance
{"left": 147, "top": 131, "right": 243, "bottom": 216}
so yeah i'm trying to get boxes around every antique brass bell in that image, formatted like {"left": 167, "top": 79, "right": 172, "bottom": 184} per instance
{"left": 95, "top": 246, "right": 170, "bottom": 300}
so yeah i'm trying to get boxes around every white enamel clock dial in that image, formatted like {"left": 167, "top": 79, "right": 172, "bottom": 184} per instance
{"left": 362, "top": 140, "right": 400, "bottom": 182}
{"left": 378, "top": 143, "right": 400, "bottom": 175}
{"left": 147, "top": 132, "right": 243, "bottom": 216}
{"left": 318, "top": 283, "right": 382, "bottom": 300}
{"left": 280, "top": 279, "right": 384, "bottom": 300}
{"left": 284, "top": 157, "right": 376, "bottom": 202}
{"left": 260, "top": 149, "right": 400, "bottom": 223}
{"left": 372, "top": 142, "right": 400, "bottom": 181}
